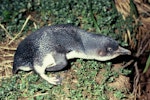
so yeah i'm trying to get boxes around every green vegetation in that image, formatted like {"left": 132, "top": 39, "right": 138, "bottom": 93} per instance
{"left": 0, "top": 0, "right": 133, "bottom": 99}
{"left": 0, "top": 0, "right": 134, "bottom": 41}
{"left": 0, "top": 60, "right": 131, "bottom": 100}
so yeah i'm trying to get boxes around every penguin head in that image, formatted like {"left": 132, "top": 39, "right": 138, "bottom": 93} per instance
{"left": 94, "top": 36, "right": 131, "bottom": 61}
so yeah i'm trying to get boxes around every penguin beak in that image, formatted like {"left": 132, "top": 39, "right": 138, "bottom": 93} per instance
{"left": 115, "top": 46, "right": 131, "bottom": 55}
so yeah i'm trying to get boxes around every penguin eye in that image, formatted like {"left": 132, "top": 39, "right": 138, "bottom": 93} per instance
{"left": 107, "top": 47, "right": 113, "bottom": 52}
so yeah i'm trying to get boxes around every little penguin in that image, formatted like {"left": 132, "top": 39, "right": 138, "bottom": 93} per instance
{"left": 13, "top": 24, "right": 131, "bottom": 85}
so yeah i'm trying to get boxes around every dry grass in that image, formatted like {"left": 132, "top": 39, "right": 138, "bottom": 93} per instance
{"left": 115, "top": 0, "right": 150, "bottom": 99}
{"left": 0, "top": 40, "right": 16, "bottom": 79}
{"left": 0, "top": 15, "right": 31, "bottom": 80}
{"left": 115, "top": 0, "right": 150, "bottom": 50}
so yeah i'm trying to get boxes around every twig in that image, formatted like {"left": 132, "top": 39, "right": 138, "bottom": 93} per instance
{"left": 131, "top": 34, "right": 150, "bottom": 99}
{"left": 127, "top": 29, "right": 132, "bottom": 44}
{"left": 123, "top": 59, "right": 134, "bottom": 68}
{"left": 0, "top": 75, "right": 12, "bottom": 80}
{"left": 133, "top": 62, "right": 140, "bottom": 99}
{"left": 0, "top": 54, "right": 14, "bottom": 57}
{"left": 0, "top": 60, "right": 13, "bottom": 65}
{"left": 0, "top": 46, "right": 16, "bottom": 50}
{"left": 136, "top": 35, "right": 149, "bottom": 57}
{"left": 32, "top": 92, "right": 49, "bottom": 97}
{"left": 140, "top": 39, "right": 150, "bottom": 55}
{"left": 0, "top": 24, "right": 13, "bottom": 39}
{"left": 8, "top": 15, "right": 31, "bottom": 45}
